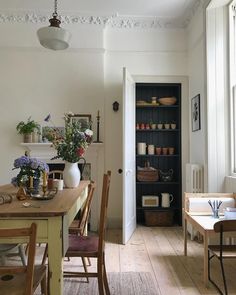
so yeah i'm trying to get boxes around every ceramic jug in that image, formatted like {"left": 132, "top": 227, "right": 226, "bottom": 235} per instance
{"left": 161, "top": 193, "right": 174, "bottom": 207}
{"left": 137, "top": 142, "right": 146, "bottom": 155}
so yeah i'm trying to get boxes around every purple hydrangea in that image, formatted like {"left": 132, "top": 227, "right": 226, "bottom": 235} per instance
{"left": 14, "top": 155, "right": 31, "bottom": 168}
{"left": 12, "top": 155, "right": 49, "bottom": 187}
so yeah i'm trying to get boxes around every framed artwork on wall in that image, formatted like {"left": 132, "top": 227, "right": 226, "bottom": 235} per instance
{"left": 191, "top": 94, "right": 201, "bottom": 132}
{"left": 69, "top": 114, "right": 92, "bottom": 130}
{"left": 42, "top": 126, "right": 64, "bottom": 142}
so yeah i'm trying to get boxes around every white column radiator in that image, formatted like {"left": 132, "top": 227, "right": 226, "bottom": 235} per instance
{"left": 186, "top": 163, "right": 204, "bottom": 239}
{"left": 186, "top": 163, "right": 204, "bottom": 193}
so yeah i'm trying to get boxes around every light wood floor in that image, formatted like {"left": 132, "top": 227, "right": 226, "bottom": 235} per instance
{"left": 66, "top": 225, "right": 236, "bottom": 295}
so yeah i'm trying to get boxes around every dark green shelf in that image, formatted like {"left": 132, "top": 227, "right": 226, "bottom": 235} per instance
{"left": 136, "top": 129, "right": 179, "bottom": 132}
{"left": 136, "top": 105, "right": 178, "bottom": 108}
{"left": 136, "top": 154, "right": 179, "bottom": 158}
{"left": 136, "top": 181, "right": 179, "bottom": 185}
{"left": 136, "top": 206, "right": 178, "bottom": 211}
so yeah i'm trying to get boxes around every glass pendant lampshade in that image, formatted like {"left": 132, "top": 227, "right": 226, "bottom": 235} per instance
{"left": 37, "top": 0, "right": 71, "bottom": 50}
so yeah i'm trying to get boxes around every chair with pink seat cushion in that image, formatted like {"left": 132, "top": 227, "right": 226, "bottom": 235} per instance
{"left": 64, "top": 171, "right": 111, "bottom": 295}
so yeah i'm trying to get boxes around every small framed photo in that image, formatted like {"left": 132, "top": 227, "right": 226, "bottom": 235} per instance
{"left": 191, "top": 94, "right": 201, "bottom": 132}
{"left": 69, "top": 114, "right": 92, "bottom": 130}
{"left": 42, "top": 126, "right": 64, "bottom": 142}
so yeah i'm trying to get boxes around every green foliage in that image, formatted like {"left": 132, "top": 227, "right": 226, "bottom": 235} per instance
{"left": 16, "top": 117, "right": 40, "bottom": 134}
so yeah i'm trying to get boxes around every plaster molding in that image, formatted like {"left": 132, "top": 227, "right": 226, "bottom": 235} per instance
{"left": 0, "top": 5, "right": 203, "bottom": 29}
{"left": 183, "top": 0, "right": 204, "bottom": 27}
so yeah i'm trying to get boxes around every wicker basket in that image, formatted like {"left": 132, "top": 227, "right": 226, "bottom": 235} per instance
{"left": 144, "top": 210, "right": 174, "bottom": 226}
{"left": 137, "top": 168, "right": 159, "bottom": 182}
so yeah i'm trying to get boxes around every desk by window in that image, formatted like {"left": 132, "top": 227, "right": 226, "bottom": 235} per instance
{"left": 0, "top": 181, "right": 89, "bottom": 295}
{"left": 183, "top": 192, "right": 236, "bottom": 287}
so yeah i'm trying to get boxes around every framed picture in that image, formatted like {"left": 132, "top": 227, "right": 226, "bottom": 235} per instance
{"left": 42, "top": 126, "right": 64, "bottom": 142}
{"left": 69, "top": 114, "right": 92, "bottom": 130}
{"left": 191, "top": 94, "right": 201, "bottom": 132}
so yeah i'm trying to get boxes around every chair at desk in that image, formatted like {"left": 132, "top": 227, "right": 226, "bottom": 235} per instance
{"left": 64, "top": 171, "right": 111, "bottom": 295}
{"left": 0, "top": 223, "right": 47, "bottom": 295}
{"left": 208, "top": 219, "right": 236, "bottom": 295}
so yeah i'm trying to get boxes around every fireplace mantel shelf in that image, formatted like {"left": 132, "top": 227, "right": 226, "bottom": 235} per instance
{"left": 20, "top": 142, "right": 103, "bottom": 148}
{"left": 20, "top": 142, "right": 104, "bottom": 163}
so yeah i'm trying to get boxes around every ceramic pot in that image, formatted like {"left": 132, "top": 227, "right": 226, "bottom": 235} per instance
{"left": 63, "top": 161, "right": 81, "bottom": 188}
{"left": 137, "top": 143, "right": 146, "bottom": 155}
{"left": 23, "top": 133, "right": 32, "bottom": 143}
{"left": 156, "top": 147, "right": 162, "bottom": 155}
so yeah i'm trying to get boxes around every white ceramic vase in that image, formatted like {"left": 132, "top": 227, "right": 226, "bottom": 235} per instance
{"left": 63, "top": 161, "right": 81, "bottom": 188}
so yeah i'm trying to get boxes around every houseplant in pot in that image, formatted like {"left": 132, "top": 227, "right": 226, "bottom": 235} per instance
{"left": 44, "top": 112, "right": 93, "bottom": 188}
{"left": 16, "top": 117, "right": 40, "bottom": 143}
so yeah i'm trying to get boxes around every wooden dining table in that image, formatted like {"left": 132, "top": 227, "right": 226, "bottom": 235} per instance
{"left": 0, "top": 181, "right": 89, "bottom": 295}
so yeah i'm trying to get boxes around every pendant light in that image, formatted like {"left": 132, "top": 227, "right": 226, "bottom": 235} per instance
{"left": 37, "top": 0, "right": 71, "bottom": 50}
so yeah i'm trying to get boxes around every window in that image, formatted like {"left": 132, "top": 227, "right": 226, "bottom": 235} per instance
{"left": 230, "top": 2, "right": 236, "bottom": 173}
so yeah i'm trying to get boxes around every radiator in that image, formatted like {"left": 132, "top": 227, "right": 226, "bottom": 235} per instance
{"left": 186, "top": 163, "right": 204, "bottom": 193}
{"left": 186, "top": 163, "right": 204, "bottom": 239}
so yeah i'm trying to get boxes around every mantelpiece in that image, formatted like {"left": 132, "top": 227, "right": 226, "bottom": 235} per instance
{"left": 20, "top": 142, "right": 104, "bottom": 231}
{"left": 20, "top": 142, "right": 103, "bottom": 162}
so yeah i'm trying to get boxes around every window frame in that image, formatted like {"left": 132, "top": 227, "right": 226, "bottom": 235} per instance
{"left": 230, "top": 1, "right": 236, "bottom": 175}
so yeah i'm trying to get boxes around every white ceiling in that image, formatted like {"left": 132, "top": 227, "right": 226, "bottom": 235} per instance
{"left": 0, "top": 0, "right": 199, "bottom": 18}
{"left": 0, "top": 0, "right": 203, "bottom": 29}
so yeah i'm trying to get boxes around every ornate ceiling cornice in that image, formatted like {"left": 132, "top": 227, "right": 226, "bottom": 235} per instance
{"left": 0, "top": 3, "right": 203, "bottom": 29}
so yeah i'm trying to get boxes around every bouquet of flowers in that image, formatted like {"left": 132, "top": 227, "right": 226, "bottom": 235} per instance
{"left": 11, "top": 155, "right": 49, "bottom": 187}
{"left": 44, "top": 112, "right": 93, "bottom": 163}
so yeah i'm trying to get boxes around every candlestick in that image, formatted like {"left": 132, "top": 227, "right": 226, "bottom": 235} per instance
{"left": 29, "top": 176, "right": 33, "bottom": 189}
{"left": 43, "top": 171, "right": 47, "bottom": 187}
{"left": 94, "top": 110, "right": 103, "bottom": 143}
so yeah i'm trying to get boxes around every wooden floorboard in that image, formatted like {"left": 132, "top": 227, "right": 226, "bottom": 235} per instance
{"left": 28, "top": 225, "right": 236, "bottom": 294}
{"left": 103, "top": 226, "right": 236, "bottom": 295}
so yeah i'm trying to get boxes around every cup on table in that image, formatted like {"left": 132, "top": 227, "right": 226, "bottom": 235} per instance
{"left": 53, "top": 179, "right": 64, "bottom": 190}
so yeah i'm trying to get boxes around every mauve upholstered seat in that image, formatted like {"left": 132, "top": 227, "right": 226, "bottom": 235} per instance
{"left": 68, "top": 235, "right": 99, "bottom": 253}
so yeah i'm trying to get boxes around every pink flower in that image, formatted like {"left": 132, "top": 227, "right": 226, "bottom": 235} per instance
{"left": 76, "top": 147, "right": 85, "bottom": 157}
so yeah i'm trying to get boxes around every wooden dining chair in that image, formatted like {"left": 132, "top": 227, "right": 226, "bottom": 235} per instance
{"left": 0, "top": 244, "right": 26, "bottom": 266}
{"left": 48, "top": 170, "right": 63, "bottom": 180}
{"left": 0, "top": 223, "right": 47, "bottom": 295}
{"left": 69, "top": 180, "right": 96, "bottom": 235}
{"left": 64, "top": 171, "right": 111, "bottom": 295}
{"left": 42, "top": 181, "right": 96, "bottom": 282}
{"left": 67, "top": 181, "right": 96, "bottom": 273}
{"left": 208, "top": 219, "right": 236, "bottom": 295}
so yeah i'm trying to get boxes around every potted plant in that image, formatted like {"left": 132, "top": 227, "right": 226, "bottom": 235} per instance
{"left": 16, "top": 117, "right": 40, "bottom": 143}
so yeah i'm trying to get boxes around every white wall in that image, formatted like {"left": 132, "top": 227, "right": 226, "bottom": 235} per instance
{"left": 0, "top": 23, "right": 105, "bottom": 185}
{"left": 187, "top": 6, "right": 207, "bottom": 190}
{"left": 0, "top": 17, "right": 190, "bottom": 229}
{"left": 104, "top": 28, "right": 189, "bottom": 227}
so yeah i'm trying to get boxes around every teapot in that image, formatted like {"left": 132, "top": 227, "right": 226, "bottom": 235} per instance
{"left": 159, "top": 169, "right": 173, "bottom": 182}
